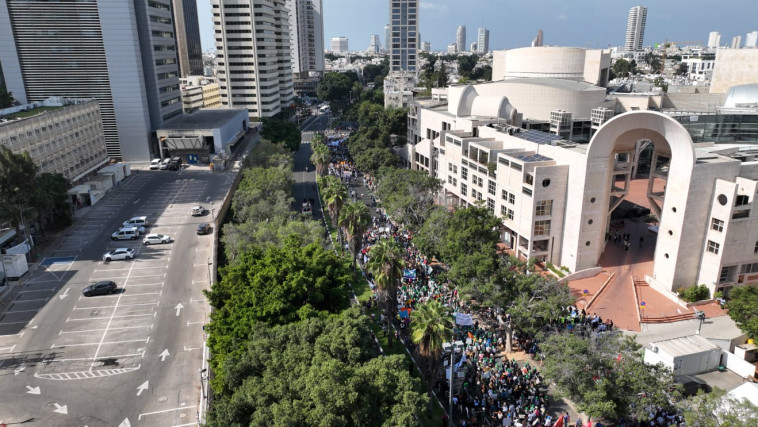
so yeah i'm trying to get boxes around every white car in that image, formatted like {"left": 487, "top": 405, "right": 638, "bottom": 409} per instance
{"left": 103, "top": 248, "right": 136, "bottom": 262}
{"left": 191, "top": 205, "right": 205, "bottom": 216}
{"left": 149, "top": 159, "right": 161, "bottom": 170}
{"left": 111, "top": 227, "right": 140, "bottom": 240}
{"left": 143, "top": 233, "right": 172, "bottom": 245}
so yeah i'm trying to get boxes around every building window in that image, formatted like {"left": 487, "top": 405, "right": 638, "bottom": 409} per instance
{"left": 524, "top": 174, "right": 534, "bottom": 185}
{"left": 488, "top": 180, "right": 496, "bottom": 195}
{"left": 735, "top": 195, "right": 750, "bottom": 206}
{"left": 461, "top": 182, "right": 467, "bottom": 195}
{"left": 461, "top": 167, "right": 468, "bottom": 180}
{"left": 707, "top": 240, "right": 720, "bottom": 254}
{"left": 536, "top": 200, "right": 553, "bottom": 216}
{"left": 522, "top": 187, "right": 532, "bottom": 197}
{"left": 740, "top": 262, "right": 758, "bottom": 274}
{"left": 501, "top": 190, "right": 509, "bottom": 201}
{"left": 506, "top": 209, "right": 514, "bottom": 220}
{"left": 711, "top": 218, "right": 724, "bottom": 232}
{"left": 500, "top": 205, "right": 507, "bottom": 216}
{"left": 477, "top": 176, "right": 483, "bottom": 187}
{"left": 534, "top": 220, "right": 551, "bottom": 236}
{"left": 732, "top": 210, "right": 750, "bottom": 220}
{"left": 719, "top": 266, "right": 731, "bottom": 283}
{"left": 755, "top": 241, "right": 758, "bottom": 254}
{"left": 487, "top": 198, "right": 495, "bottom": 212}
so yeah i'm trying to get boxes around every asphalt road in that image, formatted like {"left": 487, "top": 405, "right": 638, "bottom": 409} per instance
{"left": 0, "top": 158, "right": 242, "bottom": 426}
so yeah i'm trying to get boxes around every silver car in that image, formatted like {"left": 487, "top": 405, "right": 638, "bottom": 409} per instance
{"left": 143, "top": 233, "right": 172, "bottom": 245}
{"left": 103, "top": 248, "right": 136, "bottom": 262}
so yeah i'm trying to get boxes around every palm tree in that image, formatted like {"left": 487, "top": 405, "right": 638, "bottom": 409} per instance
{"left": 310, "top": 142, "right": 331, "bottom": 177}
{"left": 366, "top": 237, "right": 405, "bottom": 347}
{"left": 338, "top": 200, "right": 371, "bottom": 274}
{"left": 321, "top": 176, "right": 347, "bottom": 227}
{"left": 411, "top": 300, "right": 454, "bottom": 412}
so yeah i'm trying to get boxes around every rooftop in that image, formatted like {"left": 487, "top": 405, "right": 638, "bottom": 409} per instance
{"left": 160, "top": 108, "right": 249, "bottom": 131}
{"left": 650, "top": 334, "right": 720, "bottom": 357}
{"left": 0, "top": 105, "right": 64, "bottom": 122}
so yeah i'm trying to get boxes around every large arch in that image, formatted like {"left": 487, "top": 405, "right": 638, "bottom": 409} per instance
{"left": 562, "top": 111, "right": 701, "bottom": 290}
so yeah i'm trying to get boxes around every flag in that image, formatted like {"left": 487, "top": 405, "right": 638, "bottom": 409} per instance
{"left": 454, "top": 350, "right": 467, "bottom": 370}
{"left": 553, "top": 415, "right": 564, "bottom": 427}
{"left": 467, "top": 331, "right": 474, "bottom": 339}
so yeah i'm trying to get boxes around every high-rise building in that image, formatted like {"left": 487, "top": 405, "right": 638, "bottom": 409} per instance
{"left": 477, "top": 28, "right": 490, "bottom": 54}
{"left": 624, "top": 6, "right": 647, "bottom": 51}
{"left": 288, "top": 0, "right": 325, "bottom": 77}
{"left": 389, "top": 0, "right": 418, "bottom": 72}
{"left": 470, "top": 42, "right": 477, "bottom": 52}
{"left": 746, "top": 31, "right": 758, "bottom": 48}
{"left": 708, "top": 31, "right": 721, "bottom": 48}
{"left": 330, "top": 37, "right": 349, "bottom": 52}
{"left": 456, "top": 25, "right": 466, "bottom": 53}
{"left": 0, "top": 0, "right": 183, "bottom": 161}
{"left": 369, "top": 34, "right": 381, "bottom": 53}
{"left": 213, "top": 0, "right": 295, "bottom": 119}
{"left": 532, "top": 29, "right": 543, "bottom": 47}
{"left": 731, "top": 36, "right": 742, "bottom": 49}
{"left": 384, "top": 24, "right": 391, "bottom": 54}
{"left": 447, "top": 44, "right": 457, "bottom": 54}
{"left": 422, "top": 41, "right": 431, "bottom": 52}
{"left": 172, "top": 0, "right": 204, "bottom": 77}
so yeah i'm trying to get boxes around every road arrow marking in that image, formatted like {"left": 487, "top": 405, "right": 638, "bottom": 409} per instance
{"left": 159, "top": 349, "right": 170, "bottom": 362}
{"left": 58, "top": 288, "right": 70, "bottom": 300}
{"left": 136, "top": 380, "right": 148, "bottom": 396}
{"left": 53, "top": 403, "right": 68, "bottom": 414}
{"left": 26, "top": 385, "right": 40, "bottom": 394}
{"left": 119, "top": 419, "right": 132, "bottom": 427}
{"left": 14, "top": 364, "right": 26, "bottom": 376}
{"left": 174, "top": 303, "right": 184, "bottom": 316}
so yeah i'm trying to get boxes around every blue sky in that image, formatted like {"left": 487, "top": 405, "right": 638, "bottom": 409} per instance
{"left": 197, "top": 0, "right": 758, "bottom": 52}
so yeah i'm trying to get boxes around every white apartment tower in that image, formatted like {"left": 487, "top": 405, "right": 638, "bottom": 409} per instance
{"left": 384, "top": 24, "right": 391, "bottom": 54}
{"left": 0, "top": 0, "right": 183, "bottom": 161}
{"left": 288, "top": 0, "right": 325, "bottom": 77}
{"left": 745, "top": 31, "right": 758, "bottom": 48}
{"left": 330, "top": 37, "right": 349, "bottom": 52}
{"left": 212, "top": 0, "right": 295, "bottom": 119}
{"left": 389, "top": 0, "right": 418, "bottom": 72}
{"left": 708, "top": 31, "right": 721, "bottom": 48}
{"left": 477, "top": 28, "right": 490, "bottom": 54}
{"left": 456, "top": 25, "right": 466, "bottom": 53}
{"left": 369, "top": 34, "right": 382, "bottom": 53}
{"left": 731, "top": 36, "right": 742, "bottom": 49}
{"left": 624, "top": 6, "right": 647, "bottom": 52}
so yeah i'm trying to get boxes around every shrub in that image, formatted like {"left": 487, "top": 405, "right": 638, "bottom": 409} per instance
{"left": 678, "top": 284, "right": 710, "bottom": 302}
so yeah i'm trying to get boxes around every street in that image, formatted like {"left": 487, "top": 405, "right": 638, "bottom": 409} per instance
{"left": 0, "top": 163, "right": 239, "bottom": 426}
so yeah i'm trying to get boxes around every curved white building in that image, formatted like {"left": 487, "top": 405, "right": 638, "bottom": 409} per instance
{"left": 492, "top": 46, "right": 611, "bottom": 87}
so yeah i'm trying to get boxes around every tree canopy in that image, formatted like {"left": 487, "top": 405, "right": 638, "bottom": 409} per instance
{"left": 261, "top": 119, "right": 301, "bottom": 151}
{"left": 375, "top": 168, "right": 441, "bottom": 231}
{"left": 207, "top": 236, "right": 353, "bottom": 367}
{"left": 726, "top": 285, "right": 758, "bottom": 340}
{"left": 208, "top": 308, "right": 427, "bottom": 427}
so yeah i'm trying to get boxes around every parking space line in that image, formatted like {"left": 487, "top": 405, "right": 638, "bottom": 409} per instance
{"left": 123, "top": 282, "right": 164, "bottom": 287}
{"left": 74, "top": 302, "right": 158, "bottom": 310}
{"left": 60, "top": 324, "right": 153, "bottom": 334}
{"left": 58, "top": 352, "right": 144, "bottom": 362}
{"left": 52, "top": 338, "right": 148, "bottom": 349}
{"left": 18, "top": 288, "right": 57, "bottom": 293}
{"left": 14, "top": 298, "right": 49, "bottom": 303}
{"left": 4, "top": 309, "right": 38, "bottom": 314}
{"left": 68, "top": 313, "right": 156, "bottom": 322}
{"left": 138, "top": 406, "right": 198, "bottom": 421}
{"left": 0, "top": 345, "right": 16, "bottom": 353}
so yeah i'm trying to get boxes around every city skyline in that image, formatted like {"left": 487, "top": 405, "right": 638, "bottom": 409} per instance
{"left": 197, "top": 0, "right": 758, "bottom": 53}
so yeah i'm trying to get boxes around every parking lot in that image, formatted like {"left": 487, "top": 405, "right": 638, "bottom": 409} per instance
{"left": 0, "top": 165, "right": 235, "bottom": 426}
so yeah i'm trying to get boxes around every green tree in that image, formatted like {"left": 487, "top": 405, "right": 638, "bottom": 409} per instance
{"left": 457, "top": 55, "right": 479, "bottom": 77}
{"left": 0, "top": 146, "right": 38, "bottom": 232}
{"left": 365, "top": 237, "right": 405, "bottom": 347}
{"left": 436, "top": 63, "right": 449, "bottom": 88}
{"left": 221, "top": 218, "right": 324, "bottom": 262}
{"left": 411, "top": 299, "right": 453, "bottom": 412}
{"left": 677, "top": 386, "right": 758, "bottom": 427}
{"left": 678, "top": 283, "right": 710, "bottom": 302}
{"left": 338, "top": 200, "right": 371, "bottom": 274}
{"left": 353, "top": 147, "right": 398, "bottom": 176}
{"left": 0, "top": 87, "right": 14, "bottom": 108}
{"left": 375, "top": 168, "right": 441, "bottom": 231}
{"left": 541, "top": 332, "right": 676, "bottom": 423}
{"left": 206, "top": 236, "right": 352, "bottom": 364}
{"left": 612, "top": 58, "right": 633, "bottom": 78}
{"left": 317, "top": 72, "right": 354, "bottom": 112}
{"left": 243, "top": 139, "right": 294, "bottom": 169}
{"left": 320, "top": 175, "right": 348, "bottom": 226}
{"left": 675, "top": 62, "right": 689, "bottom": 76}
{"left": 726, "top": 285, "right": 758, "bottom": 339}
{"left": 261, "top": 119, "right": 301, "bottom": 151}
{"left": 309, "top": 140, "right": 331, "bottom": 177}
{"left": 33, "top": 173, "right": 71, "bottom": 231}
{"left": 208, "top": 309, "right": 426, "bottom": 426}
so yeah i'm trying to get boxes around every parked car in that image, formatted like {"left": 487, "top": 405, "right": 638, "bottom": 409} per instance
{"left": 149, "top": 159, "right": 162, "bottom": 170}
{"left": 123, "top": 216, "right": 150, "bottom": 229}
{"left": 143, "top": 233, "right": 172, "bottom": 245}
{"left": 82, "top": 280, "right": 118, "bottom": 297}
{"left": 111, "top": 227, "right": 140, "bottom": 240}
{"left": 301, "top": 201, "right": 312, "bottom": 216}
{"left": 159, "top": 158, "right": 171, "bottom": 170}
{"left": 191, "top": 205, "right": 205, "bottom": 216}
{"left": 103, "top": 248, "right": 136, "bottom": 262}
{"left": 167, "top": 157, "right": 182, "bottom": 171}
{"left": 196, "top": 223, "right": 211, "bottom": 235}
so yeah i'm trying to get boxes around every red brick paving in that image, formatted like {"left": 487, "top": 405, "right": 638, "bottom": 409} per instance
{"left": 566, "top": 272, "right": 611, "bottom": 310}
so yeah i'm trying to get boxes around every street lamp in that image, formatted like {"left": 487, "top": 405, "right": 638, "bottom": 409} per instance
{"left": 199, "top": 368, "right": 207, "bottom": 399}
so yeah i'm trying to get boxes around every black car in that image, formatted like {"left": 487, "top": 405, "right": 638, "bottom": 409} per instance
{"left": 197, "top": 222, "right": 211, "bottom": 235}
{"left": 82, "top": 281, "right": 117, "bottom": 297}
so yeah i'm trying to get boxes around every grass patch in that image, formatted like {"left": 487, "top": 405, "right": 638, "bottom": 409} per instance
{"left": 546, "top": 262, "right": 566, "bottom": 278}
{"left": 3, "top": 106, "right": 64, "bottom": 119}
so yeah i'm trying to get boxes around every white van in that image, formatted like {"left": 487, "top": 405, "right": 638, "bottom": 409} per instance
{"left": 123, "top": 216, "right": 149, "bottom": 230}
{"left": 111, "top": 227, "right": 140, "bottom": 240}
{"left": 149, "top": 158, "right": 162, "bottom": 170}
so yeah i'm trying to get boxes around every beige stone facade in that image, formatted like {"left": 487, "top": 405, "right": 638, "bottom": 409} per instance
{"left": 0, "top": 100, "right": 108, "bottom": 182}
{"left": 710, "top": 48, "right": 758, "bottom": 94}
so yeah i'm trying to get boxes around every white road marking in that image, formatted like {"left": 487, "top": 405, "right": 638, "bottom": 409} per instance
{"left": 17, "top": 288, "right": 56, "bottom": 293}
{"left": 58, "top": 352, "right": 144, "bottom": 362}
{"left": 73, "top": 302, "right": 158, "bottom": 310}
{"left": 67, "top": 313, "right": 156, "bottom": 321}
{"left": 59, "top": 325, "right": 153, "bottom": 335}
{"left": 15, "top": 298, "right": 49, "bottom": 303}
{"left": 136, "top": 380, "right": 149, "bottom": 396}
{"left": 58, "top": 289, "right": 70, "bottom": 300}
{"left": 119, "top": 418, "right": 132, "bottom": 427}
{"left": 53, "top": 403, "right": 68, "bottom": 414}
{"left": 52, "top": 338, "right": 149, "bottom": 348}
{"left": 26, "top": 385, "right": 40, "bottom": 394}
{"left": 159, "top": 349, "right": 170, "bottom": 361}
{"left": 184, "top": 346, "right": 201, "bottom": 351}
{"left": 138, "top": 406, "right": 197, "bottom": 420}
{"left": 4, "top": 309, "right": 38, "bottom": 314}
{"left": 14, "top": 364, "right": 26, "bottom": 375}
